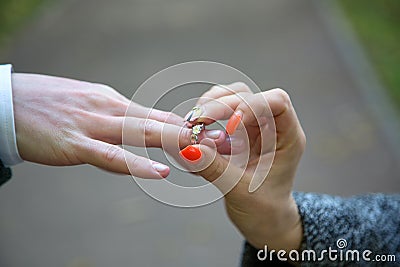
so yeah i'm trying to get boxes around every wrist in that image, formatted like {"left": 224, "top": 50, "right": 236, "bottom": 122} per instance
{"left": 245, "top": 195, "right": 303, "bottom": 252}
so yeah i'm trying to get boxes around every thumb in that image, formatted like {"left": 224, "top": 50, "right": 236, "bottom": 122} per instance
{"left": 179, "top": 139, "right": 245, "bottom": 194}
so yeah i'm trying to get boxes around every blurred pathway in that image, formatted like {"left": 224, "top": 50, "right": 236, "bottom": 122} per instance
{"left": 1, "top": 0, "right": 399, "bottom": 266}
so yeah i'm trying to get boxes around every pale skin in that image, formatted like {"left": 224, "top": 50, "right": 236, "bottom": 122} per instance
{"left": 12, "top": 73, "right": 226, "bottom": 178}
{"left": 12, "top": 74, "right": 304, "bottom": 257}
{"left": 182, "top": 82, "right": 306, "bottom": 254}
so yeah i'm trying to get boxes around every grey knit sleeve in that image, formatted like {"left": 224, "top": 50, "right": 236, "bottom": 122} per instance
{"left": 294, "top": 192, "right": 400, "bottom": 266}
{"left": 241, "top": 192, "right": 400, "bottom": 266}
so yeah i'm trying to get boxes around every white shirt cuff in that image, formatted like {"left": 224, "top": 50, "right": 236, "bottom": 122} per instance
{"left": 0, "top": 64, "right": 23, "bottom": 166}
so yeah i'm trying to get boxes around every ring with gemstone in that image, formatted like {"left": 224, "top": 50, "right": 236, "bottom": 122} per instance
{"left": 190, "top": 123, "right": 204, "bottom": 144}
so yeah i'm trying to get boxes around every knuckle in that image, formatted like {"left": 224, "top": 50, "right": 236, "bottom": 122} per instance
{"left": 95, "top": 83, "right": 128, "bottom": 103}
{"left": 298, "top": 129, "right": 307, "bottom": 150}
{"left": 210, "top": 84, "right": 225, "bottom": 92}
{"left": 269, "top": 88, "right": 292, "bottom": 114}
{"left": 66, "top": 134, "right": 87, "bottom": 162}
{"left": 158, "top": 111, "right": 174, "bottom": 122}
{"left": 180, "top": 128, "right": 192, "bottom": 147}
{"left": 273, "top": 88, "right": 291, "bottom": 105}
{"left": 127, "top": 156, "right": 140, "bottom": 170}
{"left": 103, "top": 145, "right": 121, "bottom": 163}
{"left": 207, "top": 84, "right": 229, "bottom": 95}
{"left": 94, "top": 83, "right": 114, "bottom": 92}
{"left": 231, "top": 82, "right": 250, "bottom": 92}
{"left": 141, "top": 119, "right": 158, "bottom": 145}
{"left": 88, "top": 90, "right": 108, "bottom": 104}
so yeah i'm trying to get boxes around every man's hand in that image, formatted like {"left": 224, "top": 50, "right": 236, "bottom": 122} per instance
{"left": 180, "top": 83, "right": 305, "bottom": 252}
{"left": 12, "top": 74, "right": 225, "bottom": 179}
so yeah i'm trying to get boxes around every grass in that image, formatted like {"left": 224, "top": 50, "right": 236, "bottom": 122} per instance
{"left": 0, "top": 0, "right": 45, "bottom": 47}
{"left": 339, "top": 0, "right": 400, "bottom": 109}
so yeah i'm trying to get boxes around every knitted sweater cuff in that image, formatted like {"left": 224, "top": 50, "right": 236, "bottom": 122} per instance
{"left": 241, "top": 192, "right": 400, "bottom": 266}
{"left": 293, "top": 192, "right": 399, "bottom": 266}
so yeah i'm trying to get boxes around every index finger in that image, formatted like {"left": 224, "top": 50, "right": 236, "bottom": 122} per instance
{"left": 187, "top": 92, "right": 252, "bottom": 125}
{"left": 196, "top": 82, "right": 253, "bottom": 106}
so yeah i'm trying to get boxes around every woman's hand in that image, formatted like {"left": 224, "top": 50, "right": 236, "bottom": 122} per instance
{"left": 12, "top": 74, "right": 225, "bottom": 179}
{"left": 180, "top": 83, "right": 306, "bottom": 252}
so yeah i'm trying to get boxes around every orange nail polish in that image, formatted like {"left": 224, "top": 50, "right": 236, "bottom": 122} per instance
{"left": 179, "top": 145, "right": 202, "bottom": 162}
{"left": 226, "top": 111, "right": 242, "bottom": 135}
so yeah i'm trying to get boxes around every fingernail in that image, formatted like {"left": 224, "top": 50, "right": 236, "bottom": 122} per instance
{"left": 179, "top": 145, "right": 202, "bottom": 162}
{"left": 152, "top": 162, "right": 169, "bottom": 177}
{"left": 206, "top": 130, "right": 222, "bottom": 139}
{"left": 185, "top": 107, "right": 203, "bottom": 122}
{"left": 226, "top": 110, "right": 243, "bottom": 135}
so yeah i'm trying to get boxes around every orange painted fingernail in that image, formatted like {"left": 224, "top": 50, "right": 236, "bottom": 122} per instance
{"left": 179, "top": 145, "right": 202, "bottom": 162}
{"left": 226, "top": 110, "right": 242, "bottom": 135}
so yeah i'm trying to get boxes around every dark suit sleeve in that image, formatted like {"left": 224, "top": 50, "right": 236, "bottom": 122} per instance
{"left": 0, "top": 159, "right": 12, "bottom": 186}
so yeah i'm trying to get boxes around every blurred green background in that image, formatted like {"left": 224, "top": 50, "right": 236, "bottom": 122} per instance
{"left": 0, "top": 0, "right": 45, "bottom": 44}
{"left": 2, "top": 0, "right": 399, "bottom": 108}
{"left": 1, "top": 1, "right": 399, "bottom": 266}
{"left": 339, "top": 0, "right": 400, "bottom": 109}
